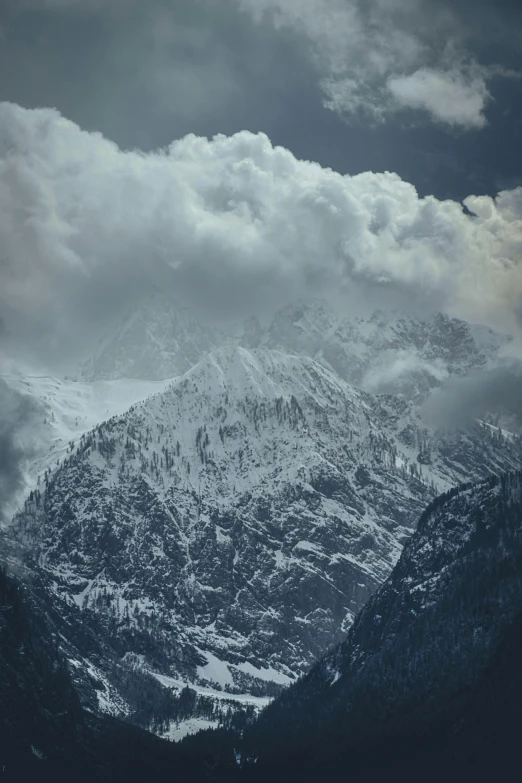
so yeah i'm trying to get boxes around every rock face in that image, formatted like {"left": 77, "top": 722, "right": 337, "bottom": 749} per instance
{"left": 9, "top": 347, "right": 522, "bottom": 725}
{"left": 245, "top": 470, "right": 522, "bottom": 774}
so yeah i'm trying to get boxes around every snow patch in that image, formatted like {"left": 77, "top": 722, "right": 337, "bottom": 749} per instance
{"left": 231, "top": 661, "right": 294, "bottom": 685}
{"left": 162, "top": 717, "right": 219, "bottom": 742}
{"left": 197, "top": 650, "right": 234, "bottom": 687}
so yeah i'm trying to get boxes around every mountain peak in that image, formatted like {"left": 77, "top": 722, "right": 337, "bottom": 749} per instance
{"left": 172, "top": 345, "right": 348, "bottom": 407}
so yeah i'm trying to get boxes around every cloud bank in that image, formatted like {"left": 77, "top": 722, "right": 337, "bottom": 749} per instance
{"left": 239, "top": 0, "right": 516, "bottom": 128}
{"left": 422, "top": 361, "right": 522, "bottom": 431}
{"left": 0, "top": 101, "right": 521, "bottom": 368}
{"left": 0, "top": 379, "right": 39, "bottom": 524}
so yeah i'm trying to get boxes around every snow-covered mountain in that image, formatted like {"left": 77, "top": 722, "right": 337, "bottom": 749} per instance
{"left": 79, "top": 294, "right": 508, "bottom": 404}
{"left": 9, "top": 347, "right": 522, "bottom": 731}
{"left": 244, "top": 470, "right": 522, "bottom": 776}
{"left": 6, "top": 295, "right": 507, "bottom": 525}
{"left": 255, "top": 300, "right": 509, "bottom": 399}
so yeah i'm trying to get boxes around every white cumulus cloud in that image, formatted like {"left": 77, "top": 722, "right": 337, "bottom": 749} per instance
{"left": 0, "top": 102, "right": 521, "bottom": 367}
{"left": 387, "top": 67, "right": 490, "bottom": 128}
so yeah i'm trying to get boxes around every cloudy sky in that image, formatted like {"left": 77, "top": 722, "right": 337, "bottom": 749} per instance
{"left": 0, "top": 0, "right": 521, "bottom": 369}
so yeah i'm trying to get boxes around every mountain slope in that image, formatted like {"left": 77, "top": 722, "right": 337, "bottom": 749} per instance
{"left": 8, "top": 347, "right": 522, "bottom": 730}
{"left": 0, "top": 374, "right": 172, "bottom": 522}
{"left": 243, "top": 470, "right": 522, "bottom": 777}
{"left": 0, "top": 564, "right": 85, "bottom": 775}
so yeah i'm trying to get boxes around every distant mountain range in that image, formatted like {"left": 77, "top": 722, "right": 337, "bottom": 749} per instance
{"left": 79, "top": 293, "right": 508, "bottom": 403}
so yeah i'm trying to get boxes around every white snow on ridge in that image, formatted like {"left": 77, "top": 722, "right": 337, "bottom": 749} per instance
{"left": 77, "top": 295, "right": 509, "bottom": 406}
{"left": 478, "top": 419, "right": 515, "bottom": 442}
{"left": 194, "top": 648, "right": 294, "bottom": 691}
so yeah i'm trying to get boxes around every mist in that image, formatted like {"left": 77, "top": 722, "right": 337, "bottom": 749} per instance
{"left": 421, "top": 360, "right": 522, "bottom": 432}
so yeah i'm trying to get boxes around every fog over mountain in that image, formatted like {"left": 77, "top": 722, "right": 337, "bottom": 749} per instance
{"left": 422, "top": 360, "right": 522, "bottom": 431}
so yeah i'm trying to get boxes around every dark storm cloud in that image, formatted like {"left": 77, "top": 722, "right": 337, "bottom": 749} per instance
{"left": 240, "top": 0, "right": 520, "bottom": 126}
{"left": 0, "top": 0, "right": 316, "bottom": 151}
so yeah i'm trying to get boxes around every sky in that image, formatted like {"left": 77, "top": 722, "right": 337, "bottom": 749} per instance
{"left": 1, "top": 0, "right": 521, "bottom": 198}
{"left": 0, "top": 0, "right": 521, "bottom": 370}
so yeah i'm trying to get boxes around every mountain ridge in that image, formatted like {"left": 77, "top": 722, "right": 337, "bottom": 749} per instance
{"left": 7, "top": 345, "right": 522, "bottom": 735}
{"left": 78, "top": 296, "right": 508, "bottom": 404}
